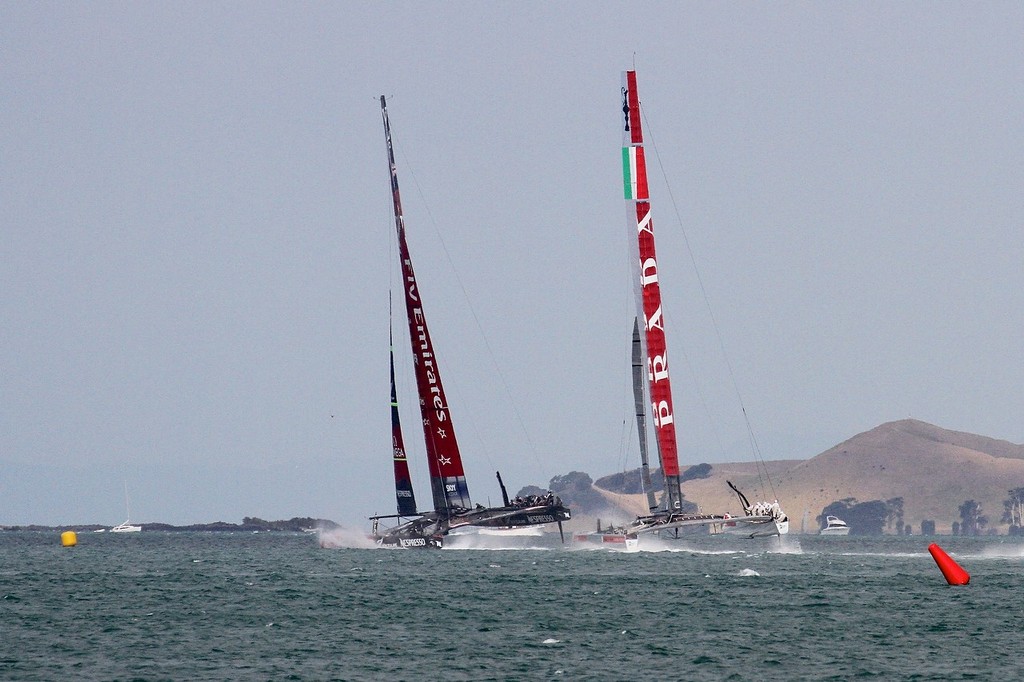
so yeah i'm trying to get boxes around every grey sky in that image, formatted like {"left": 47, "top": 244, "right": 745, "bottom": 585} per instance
{"left": 3, "top": 3, "right": 1022, "bottom": 526}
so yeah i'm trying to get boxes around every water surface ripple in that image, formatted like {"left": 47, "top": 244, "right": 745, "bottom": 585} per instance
{"left": 2, "top": 532, "right": 1022, "bottom": 680}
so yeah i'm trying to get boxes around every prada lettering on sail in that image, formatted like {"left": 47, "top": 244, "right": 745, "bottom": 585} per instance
{"left": 634, "top": 210, "right": 674, "bottom": 429}
{"left": 622, "top": 69, "right": 681, "bottom": 480}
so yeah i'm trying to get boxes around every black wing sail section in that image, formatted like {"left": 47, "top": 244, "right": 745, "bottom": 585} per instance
{"left": 390, "top": 295, "right": 418, "bottom": 517}
{"left": 632, "top": 318, "right": 659, "bottom": 514}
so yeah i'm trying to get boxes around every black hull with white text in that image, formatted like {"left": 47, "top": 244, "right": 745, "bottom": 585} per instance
{"left": 371, "top": 500, "right": 571, "bottom": 548}
{"left": 450, "top": 502, "right": 571, "bottom": 532}
{"left": 369, "top": 514, "right": 444, "bottom": 549}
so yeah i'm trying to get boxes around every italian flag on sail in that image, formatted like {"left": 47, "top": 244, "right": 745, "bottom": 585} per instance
{"left": 622, "top": 146, "right": 649, "bottom": 201}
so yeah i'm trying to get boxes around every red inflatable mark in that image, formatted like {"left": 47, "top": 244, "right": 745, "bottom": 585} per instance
{"left": 928, "top": 543, "right": 970, "bottom": 585}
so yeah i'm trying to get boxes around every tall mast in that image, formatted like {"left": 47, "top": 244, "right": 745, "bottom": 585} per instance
{"left": 621, "top": 71, "right": 683, "bottom": 512}
{"left": 389, "top": 294, "right": 418, "bottom": 516}
{"left": 632, "top": 318, "right": 658, "bottom": 513}
{"left": 381, "top": 95, "right": 472, "bottom": 513}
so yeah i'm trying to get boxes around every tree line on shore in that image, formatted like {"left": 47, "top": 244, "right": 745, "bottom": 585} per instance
{"left": 805, "top": 489, "right": 1024, "bottom": 536}
{"left": 2, "top": 517, "right": 341, "bottom": 533}
{"left": 523, "top": 465, "right": 1024, "bottom": 537}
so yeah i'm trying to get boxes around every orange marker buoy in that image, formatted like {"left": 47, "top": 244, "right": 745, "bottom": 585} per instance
{"left": 928, "top": 543, "right": 969, "bottom": 585}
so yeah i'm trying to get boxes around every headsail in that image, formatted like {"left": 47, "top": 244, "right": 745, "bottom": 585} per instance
{"left": 389, "top": 295, "right": 418, "bottom": 517}
{"left": 381, "top": 95, "right": 472, "bottom": 513}
{"left": 632, "top": 318, "right": 658, "bottom": 514}
{"left": 622, "top": 71, "right": 683, "bottom": 513}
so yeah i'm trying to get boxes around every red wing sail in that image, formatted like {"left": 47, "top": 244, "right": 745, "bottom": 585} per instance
{"left": 381, "top": 96, "right": 472, "bottom": 513}
{"left": 622, "top": 71, "right": 683, "bottom": 512}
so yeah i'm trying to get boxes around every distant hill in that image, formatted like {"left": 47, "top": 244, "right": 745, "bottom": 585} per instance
{"left": 774, "top": 419, "right": 1024, "bottom": 533}
{"left": 539, "top": 419, "right": 1024, "bottom": 535}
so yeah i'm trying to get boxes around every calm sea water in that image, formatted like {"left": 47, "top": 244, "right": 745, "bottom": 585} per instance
{"left": 2, "top": 530, "right": 1023, "bottom": 680}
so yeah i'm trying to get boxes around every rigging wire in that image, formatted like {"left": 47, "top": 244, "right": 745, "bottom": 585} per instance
{"left": 640, "top": 101, "right": 780, "bottom": 503}
{"left": 396, "top": 142, "right": 545, "bottom": 481}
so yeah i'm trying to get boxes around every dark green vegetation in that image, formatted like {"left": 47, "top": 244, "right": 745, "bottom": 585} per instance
{"left": 518, "top": 472, "right": 612, "bottom": 515}
{"left": 518, "top": 464, "right": 710, "bottom": 516}
{"left": 819, "top": 498, "right": 906, "bottom": 535}
{"left": 524, "top": 460, "right": 1024, "bottom": 537}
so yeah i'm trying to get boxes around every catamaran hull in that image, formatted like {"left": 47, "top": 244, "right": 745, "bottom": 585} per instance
{"left": 450, "top": 505, "right": 571, "bottom": 530}
{"left": 375, "top": 534, "right": 443, "bottom": 549}
{"left": 722, "top": 517, "right": 789, "bottom": 538}
{"left": 369, "top": 503, "right": 571, "bottom": 549}
{"left": 370, "top": 513, "right": 446, "bottom": 549}
{"left": 630, "top": 513, "right": 732, "bottom": 536}
{"left": 572, "top": 533, "right": 639, "bottom": 551}
{"left": 622, "top": 510, "right": 789, "bottom": 541}
{"left": 450, "top": 525, "right": 545, "bottom": 537}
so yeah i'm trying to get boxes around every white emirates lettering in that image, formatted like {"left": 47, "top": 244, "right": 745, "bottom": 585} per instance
{"left": 404, "top": 261, "right": 419, "bottom": 303}
{"left": 411, "top": 307, "right": 447, "bottom": 423}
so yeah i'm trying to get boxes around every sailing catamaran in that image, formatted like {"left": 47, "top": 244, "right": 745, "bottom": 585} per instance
{"left": 368, "top": 96, "right": 571, "bottom": 548}
{"left": 578, "top": 71, "right": 787, "bottom": 546}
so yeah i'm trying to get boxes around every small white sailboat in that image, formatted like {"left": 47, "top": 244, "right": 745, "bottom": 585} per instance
{"left": 111, "top": 481, "right": 142, "bottom": 533}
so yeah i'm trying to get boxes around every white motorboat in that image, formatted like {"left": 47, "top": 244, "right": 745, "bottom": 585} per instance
{"left": 820, "top": 515, "right": 850, "bottom": 536}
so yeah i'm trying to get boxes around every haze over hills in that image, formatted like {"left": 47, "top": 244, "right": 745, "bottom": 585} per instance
{"left": 560, "top": 419, "right": 1024, "bottom": 535}
{"left": 5, "top": 419, "right": 1023, "bottom": 535}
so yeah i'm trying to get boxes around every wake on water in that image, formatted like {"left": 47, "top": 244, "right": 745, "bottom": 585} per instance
{"left": 317, "top": 525, "right": 377, "bottom": 549}
{"left": 315, "top": 522, "right": 810, "bottom": 555}
{"left": 317, "top": 525, "right": 565, "bottom": 551}
{"left": 978, "top": 544, "right": 1024, "bottom": 559}
{"left": 607, "top": 534, "right": 803, "bottom": 555}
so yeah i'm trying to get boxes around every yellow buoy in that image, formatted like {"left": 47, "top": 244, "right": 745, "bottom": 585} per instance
{"left": 60, "top": 530, "right": 77, "bottom": 547}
